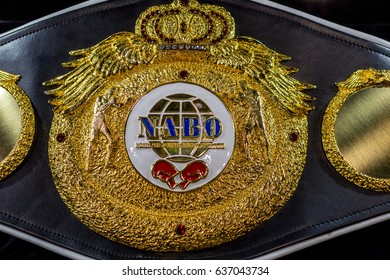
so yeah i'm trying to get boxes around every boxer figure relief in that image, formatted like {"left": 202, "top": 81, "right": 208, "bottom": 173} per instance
{"left": 86, "top": 89, "right": 120, "bottom": 170}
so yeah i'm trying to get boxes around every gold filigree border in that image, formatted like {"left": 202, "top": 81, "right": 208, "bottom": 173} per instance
{"left": 0, "top": 72, "right": 35, "bottom": 180}
{"left": 322, "top": 68, "right": 390, "bottom": 192}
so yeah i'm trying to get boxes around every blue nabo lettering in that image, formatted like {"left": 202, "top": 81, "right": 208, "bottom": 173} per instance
{"left": 205, "top": 117, "right": 222, "bottom": 138}
{"left": 162, "top": 117, "right": 178, "bottom": 137}
{"left": 183, "top": 117, "right": 200, "bottom": 137}
{"left": 138, "top": 116, "right": 158, "bottom": 138}
{"left": 138, "top": 116, "right": 223, "bottom": 139}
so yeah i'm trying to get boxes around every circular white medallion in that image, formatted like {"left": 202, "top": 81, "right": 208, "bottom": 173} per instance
{"left": 125, "top": 82, "right": 235, "bottom": 192}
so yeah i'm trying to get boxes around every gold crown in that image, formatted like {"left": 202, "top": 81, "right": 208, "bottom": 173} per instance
{"left": 135, "top": 0, "right": 235, "bottom": 49}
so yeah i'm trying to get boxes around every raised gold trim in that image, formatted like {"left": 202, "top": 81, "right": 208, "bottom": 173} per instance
{"left": 322, "top": 68, "right": 390, "bottom": 192}
{"left": 0, "top": 70, "right": 35, "bottom": 180}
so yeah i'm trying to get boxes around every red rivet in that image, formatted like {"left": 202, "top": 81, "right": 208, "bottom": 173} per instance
{"left": 176, "top": 224, "right": 186, "bottom": 235}
{"left": 57, "top": 133, "right": 66, "bottom": 143}
{"left": 179, "top": 70, "right": 189, "bottom": 80}
{"left": 289, "top": 132, "right": 299, "bottom": 142}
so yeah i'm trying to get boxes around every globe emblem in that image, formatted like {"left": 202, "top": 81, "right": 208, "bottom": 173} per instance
{"left": 126, "top": 82, "right": 234, "bottom": 192}
{"left": 140, "top": 93, "right": 223, "bottom": 163}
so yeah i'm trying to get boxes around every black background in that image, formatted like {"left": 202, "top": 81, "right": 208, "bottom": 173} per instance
{"left": 0, "top": 0, "right": 389, "bottom": 260}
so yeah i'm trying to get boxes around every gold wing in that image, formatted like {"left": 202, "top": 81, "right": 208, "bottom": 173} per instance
{"left": 0, "top": 70, "right": 20, "bottom": 84}
{"left": 336, "top": 68, "right": 390, "bottom": 92}
{"left": 210, "top": 36, "right": 315, "bottom": 115}
{"left": 43, "top": 32, "right": 157, "bottom": 114}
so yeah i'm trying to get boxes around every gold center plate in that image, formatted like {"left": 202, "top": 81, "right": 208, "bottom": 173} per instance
{"left": 49, "top": 60, "right": 308, "bottom": 251}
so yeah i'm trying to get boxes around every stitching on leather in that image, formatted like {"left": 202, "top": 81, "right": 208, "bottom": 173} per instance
{"left": 0, "top": 211, "right": 137, "bottom": 259}
{"left": 183, "top": 200, "right": 390, "bottom": 260}
{"left": 223, "top": 0, "right": 390, "bottom": 59}
{"left": 241, "top": 200, "right": 390, "bottom": 258}
{"left": 0, "top": 0, "right": 389, "bottom": 259}
{"left": 1, "top": 200, "right": 390, "bottom": 259}
{"left": 0, "top": 0, "right": 389, "bottom": 60}
{"left": 0, "top": 1, "right": 138, "bottom": 47}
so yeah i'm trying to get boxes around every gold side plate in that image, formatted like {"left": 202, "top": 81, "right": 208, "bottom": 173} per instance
{"left": 0, "top": 70, "right": 35, "bottom": 180}
{"left": 44, "top": 0, "right": 315, "bottom": 252}
{"left": 323, "top": 68, "right": 390, "bottom": 192}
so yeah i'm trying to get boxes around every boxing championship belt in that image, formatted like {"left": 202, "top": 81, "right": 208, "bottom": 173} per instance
{"left": 1, "top": 0, "right": 390, "bottom": 259}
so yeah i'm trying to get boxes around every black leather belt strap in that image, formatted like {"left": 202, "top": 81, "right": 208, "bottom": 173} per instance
{"left": 0, "top": 0, "right": 390, "bottom": 259}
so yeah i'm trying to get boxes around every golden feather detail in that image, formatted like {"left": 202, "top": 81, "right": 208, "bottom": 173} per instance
{"left": 336, "top": 68, "right": 390, "bottom": 92}
{"left": 43, "top": 32, "right": 157, "bottom": 114}
{"left": 210, "top": 36, "right": 316, "bottom": 115}
{"left": 0, "top": 70, "right": 20, "bottom": 84}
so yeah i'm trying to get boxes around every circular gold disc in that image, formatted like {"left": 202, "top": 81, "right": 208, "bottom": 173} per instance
{"left": 0, "top": 79, "right": 35, "bottom": 180}
{"left": 335, "top": 87, "right": 390, "bottom": 179}
{"left": 323, "top": 68, "right": 390, "bottom": 192}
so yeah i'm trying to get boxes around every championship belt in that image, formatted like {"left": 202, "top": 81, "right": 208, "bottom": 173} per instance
{"left": 0, "top": 0, "right": 390, "bottom": 259}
